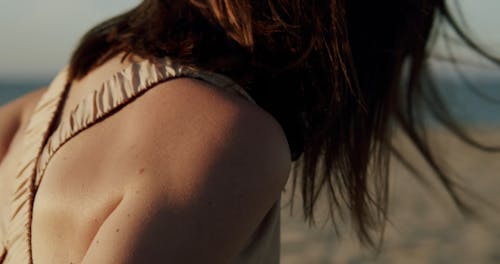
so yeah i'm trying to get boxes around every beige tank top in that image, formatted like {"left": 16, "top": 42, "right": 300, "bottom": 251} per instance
{"left": 0, "top": 57, "right": 280, "bottom": 263}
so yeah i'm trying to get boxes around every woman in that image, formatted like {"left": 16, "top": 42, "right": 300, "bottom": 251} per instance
{"left": 0, "top": 0, "right": 498, "bottom": 263}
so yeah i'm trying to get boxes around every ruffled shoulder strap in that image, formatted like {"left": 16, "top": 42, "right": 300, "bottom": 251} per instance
{"left": 5, "top": 67, "right": 69, "bottom": 264}
{"left": 35, "top": 57, "right": 257, "bottom": 188}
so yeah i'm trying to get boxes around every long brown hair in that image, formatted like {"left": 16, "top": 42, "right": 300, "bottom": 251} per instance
{"left": 68, "top": 0, "right": 500, "bottom": 245}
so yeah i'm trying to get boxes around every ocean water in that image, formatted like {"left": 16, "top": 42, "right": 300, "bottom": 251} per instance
{"left": 431, "top": 77, "right": 500, "bottom": 126}
{"left": 0, "top": 79, "right": 51, "bottom": 105}
{"left": 1, "top": 76, "right": 499, "bottom": 125}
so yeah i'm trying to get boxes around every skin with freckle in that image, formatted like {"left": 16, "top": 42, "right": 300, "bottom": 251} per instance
{"left": 1, "top": 1, "right": 498, "bottom": 263}
{"left": 0, "top": 53, "right": 290, "bottom": 264}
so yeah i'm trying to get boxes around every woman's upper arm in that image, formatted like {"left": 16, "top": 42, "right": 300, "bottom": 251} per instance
{"left": 80, "top": 80, "right": 292, "bottom": 264}
{"left": 0, "top": 87, "right": 47, "bottom": 160}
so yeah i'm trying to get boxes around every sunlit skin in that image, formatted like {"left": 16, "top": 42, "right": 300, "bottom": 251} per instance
{"left": 4, "top": 0, "right": 495, "bottom": 262}
{"left": 0, "top": 53, "right": 292, "bottom": 263}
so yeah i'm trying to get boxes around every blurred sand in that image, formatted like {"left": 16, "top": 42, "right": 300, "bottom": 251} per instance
{"left": 280, "top": 127, "right": 500, "bottom": 264}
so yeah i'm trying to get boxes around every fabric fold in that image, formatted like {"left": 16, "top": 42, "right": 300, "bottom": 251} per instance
{"left": 3, "top": 67, "right": 70, "bottom": 264}
{"left": 35, "top": 57, "right": 256, "bottom": 186}
{"left": 1, "top": 57, "right": 268, "bottom": 264}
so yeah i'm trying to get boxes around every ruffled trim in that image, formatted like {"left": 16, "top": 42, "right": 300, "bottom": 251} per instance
{"left": 0, "top": 247, "right": 6, "bottom": 262}
{"left": 2, "top": 57, "right": 257, "bottom": 264}
{"left": 4, "top": 67, "right": 70, "bottom": 264}
{"left": 35, "top": 57, "right": 256, "bottom": 188}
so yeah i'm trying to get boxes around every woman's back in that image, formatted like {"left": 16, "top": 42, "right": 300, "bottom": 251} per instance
{"left": 3, "top": 0, "right": 499, "bottom": 262}
{"left": 0, "top": 54, "right": 291, "bottom": 263}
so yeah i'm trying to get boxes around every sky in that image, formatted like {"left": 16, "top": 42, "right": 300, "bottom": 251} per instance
{"left": 0, "top": 0, "right": 140, "bottom": 79}
{"left": 0, "top": 0, "right": 499, "bottom": 80}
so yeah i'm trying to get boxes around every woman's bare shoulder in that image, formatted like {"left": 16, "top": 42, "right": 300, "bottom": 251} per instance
{"left": 115, "top": 78, "right": 291, "bottom": 184}
{"left": 122, "top": 77, "right": 292, "bottom": 175}
{"left": 0, "top": 87, "right": 47, "bottom": 159}
{"left": 1, "top": 87, "right": 48, "bottom": 122}
{"left": 80, "top": 78, "right": 292, "bottom": 262}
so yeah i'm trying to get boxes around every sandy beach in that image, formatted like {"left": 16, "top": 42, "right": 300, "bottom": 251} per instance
{"left": 280, "top": 126, "right": 500, "bottom": 263}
